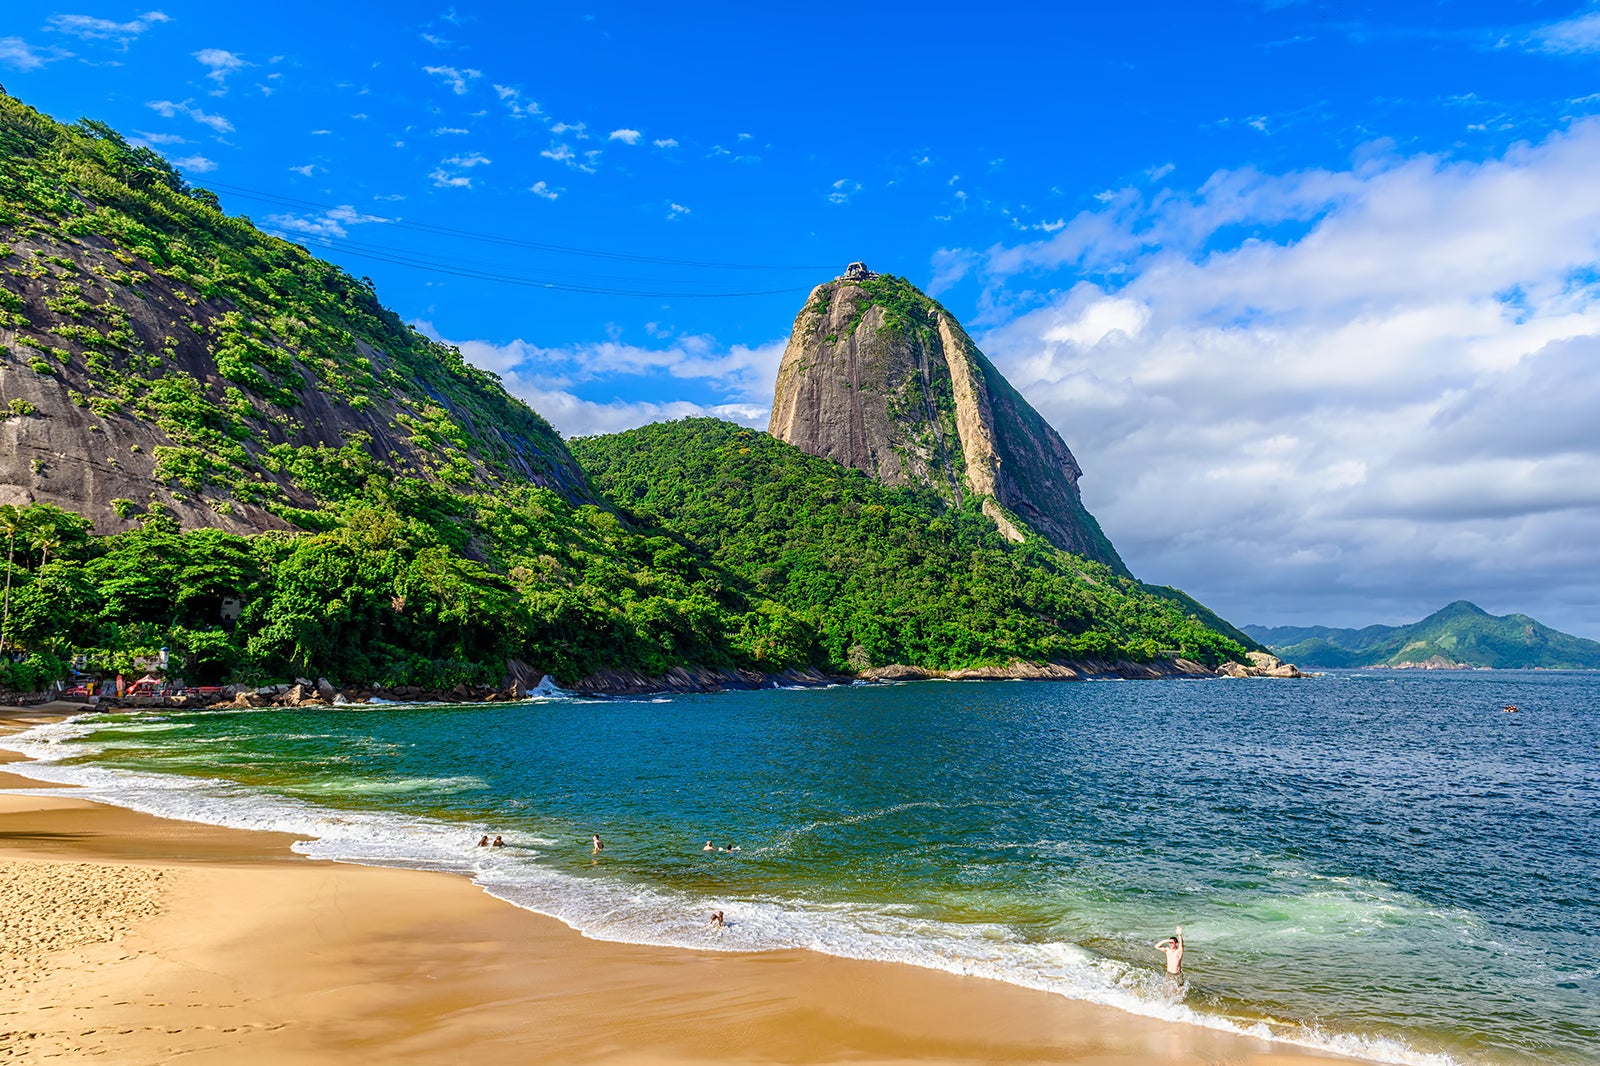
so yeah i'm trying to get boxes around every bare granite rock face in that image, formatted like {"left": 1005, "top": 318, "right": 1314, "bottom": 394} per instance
{"left": 769, "top": 271, "right": 1127, "bottom": 572}
{"left": 0, "top": 220, "right": 590, "bottom": 536}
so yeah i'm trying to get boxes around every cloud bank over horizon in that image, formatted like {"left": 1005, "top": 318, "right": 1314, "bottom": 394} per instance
{"left": 964, "top": 120, "right": 1600, "bottom": 638}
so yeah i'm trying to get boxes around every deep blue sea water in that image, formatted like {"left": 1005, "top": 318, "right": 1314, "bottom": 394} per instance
{"left": 7, "top": 670, "right": 1597, "bottom": 1065}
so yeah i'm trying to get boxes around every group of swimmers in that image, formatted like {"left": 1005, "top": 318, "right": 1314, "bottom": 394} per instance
{"left": 478, "top": 829, "right": 1184, "bottom": 973}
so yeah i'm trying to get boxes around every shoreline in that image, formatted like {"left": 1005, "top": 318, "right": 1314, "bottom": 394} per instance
{"left": 1, "top": 708, "right": 1368, "bottom": 1065}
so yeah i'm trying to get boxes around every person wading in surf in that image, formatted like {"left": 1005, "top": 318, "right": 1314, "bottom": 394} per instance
{"left": 1156, "top": 925, "right": 1184, "bottom": 976}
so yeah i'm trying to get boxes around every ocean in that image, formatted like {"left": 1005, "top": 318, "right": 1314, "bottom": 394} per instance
{"left": 6, "top": 670, "right": 1596, "bottom": 1065}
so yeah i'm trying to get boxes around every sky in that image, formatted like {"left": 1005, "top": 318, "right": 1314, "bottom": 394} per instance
{"left": 4, "top": 1, "right": 1600, "bottom": 638}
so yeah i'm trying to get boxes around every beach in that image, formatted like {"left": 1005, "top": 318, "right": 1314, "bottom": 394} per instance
{"left": 0, "top": 708, "right": 1364, "bottom": 1066}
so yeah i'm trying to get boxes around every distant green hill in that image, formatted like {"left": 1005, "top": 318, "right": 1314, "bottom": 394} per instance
{"left": 1244, "top": 601, "right": 1600, "bottom": 669}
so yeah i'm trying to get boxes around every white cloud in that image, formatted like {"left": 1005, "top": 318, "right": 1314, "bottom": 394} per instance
{"left": 266, "top": 204, "right": 387, "bottom": 239}
{"left": 529, "top": 180, "right": 561, "bottom": 200}
{"left": 423, "top": 64, "right": 481, "bottom": 94}
{"left": 666, "top": 202, "right": 690, "bottom": 220}
{"left": 965, "top": 118, "right": 1600, "bottom": 636}
{"left": 193, "top": 48, "right": 248, "bottom": 90}
{"left": 828, "top": 178, "right": 861, "bottom": 205}
{"left": 0, "top": 36, "right": 66, "bottom": 71}
{"left": 1527, "top": 11, "right": 1600, "bottom": 54}
{"left": 541, "top": 142, "right": 597, "bottom": 172}
{"left": 145, "top": 99, "right": 234, "bottom": 134}
{"left": 414, "top": 323, "right": 786, "bottom": 436}
{"left": 492, "top": 84, "right": 540, "bottom": 118}
{"left": 550, "top": 121, "right": 588, "bottom": 138}
{"left": 429, "top": 168, "right": 473, "bottom": 188}
{"left": 45, "top": 11, "right": 169, "bottom": 44}
{"left": 442, "top": 152, "right": 490, "bottom": 167}
{"left": 608, "top": 128, "right": 642, "bottom": 144}
{"left": 170, "top": 154, "right": 216, "bottom": 173}
{"left": 653, "top": 137, "right": 678, "bottom": 149}
{"left": 288, "top": 163, "right": 315, "bottom": 176}
{"left": 133, "top": 130, "right": 186, "bottom": 145}
{"left": 434, "top": 126, "right": 470, "bottom": 135}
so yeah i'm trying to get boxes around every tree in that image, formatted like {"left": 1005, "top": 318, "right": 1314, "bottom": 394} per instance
{"left": 0, "top": 504, "right": 17, "bottom": 653}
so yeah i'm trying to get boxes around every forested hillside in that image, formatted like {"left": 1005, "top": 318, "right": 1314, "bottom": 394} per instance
{"left": 0, "top": 89, "right": 585, "bottom": 535}
{"left": 0, "top": 90, "right": 1253, "bottom": 695}
{"left": 572, "top": 419, "right": 1247, "bottom": 670}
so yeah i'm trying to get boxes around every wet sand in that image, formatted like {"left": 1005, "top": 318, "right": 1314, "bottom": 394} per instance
{"left": 0, "top": 710, "right": 1365, "bottom": 1065}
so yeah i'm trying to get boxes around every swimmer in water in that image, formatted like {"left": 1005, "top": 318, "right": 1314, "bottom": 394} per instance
{"left": 703, "top": 841, "right": 715, "bottom": 851}
{"left": 1503, "top": 704, "right": 1519, "bottom": 713}
{"left": 476, "top": 835, "right": 489, "bottom": 847}
{"left": 1156, "top": 925, "right": 1184, "bottom": 975}
{"left": 492, "top": 835, "right": 505, "bottom": 847}
{"left": 709, "top": 910, "right": 724, "bottom": 930}
{"left": 592, "top": 833, "right": 604, "bottom": 854}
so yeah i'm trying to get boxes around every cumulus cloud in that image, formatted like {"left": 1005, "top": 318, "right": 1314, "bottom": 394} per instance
{"left": 608, "top": 128, "right": 642, "bottom": 144}
{"left": 423, "top": 64, "right": 480, "bottom": 94}
{"left": 145, "top": 99, "right": 234, "bottom": 134}
{"left": 442, "top": 152, "right": 490, "bottom": 167}
{"left": 666, "top": 202, "right": 690, "bottom": 220}
{"left": 957, "top": 120, "right": 1600, "bottom": 636}
{"left": 193, "top": 48, "right": 248, "bottom": 90}
{"left": 529, "top": 180, "right": 561, "bottom": 200}
{"left": 414, "top": 323, "right": 785, "bottom": 437}
{"left": 45, "top": 11, "right": 169, "bottom": 44}
{"left": 653, "top": 137, "right": 678, "bottom": 149}
{"left": 266, "top": 204, "right": 387, "bottom": 239}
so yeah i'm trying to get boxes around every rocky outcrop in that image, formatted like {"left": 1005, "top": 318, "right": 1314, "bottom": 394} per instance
{"left": 768, "top": 272, "right": 1126, "bottom": 572}
{"left": 860, "top": 658, "right": 1216, "bottom": 682}
{"left": 1216, "top": 651, "right": 1306, "bottom": 679}
{"left": 563, "top": 664, "right": 839, "bottom": 697}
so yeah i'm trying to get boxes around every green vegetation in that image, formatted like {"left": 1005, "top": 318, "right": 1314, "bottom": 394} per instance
{"left": 0, "top": 90, "right": 1254, "bottom": 693}
{"left": 1247, "top": 601, "right": 1600, "bottom": 669}
{"left": 0, "top": 492, "right": 799, "bottom": 690}
{"left": 0, "top": 90, "right": 584, "bottom": 516}
{"left": 572, "top": 420, "right": 1247, "bottom": 670}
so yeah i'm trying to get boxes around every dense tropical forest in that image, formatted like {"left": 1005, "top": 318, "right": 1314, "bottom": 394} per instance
{"left": 0, "top": 89, "right": 1251, "bottom": 693}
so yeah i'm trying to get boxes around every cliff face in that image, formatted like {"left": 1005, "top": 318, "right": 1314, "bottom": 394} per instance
{"left": 0, "top": 91, "right": 590, "bottom": 536}
{"left": 769, "top": 272, "right": 1127, "bottom": 573}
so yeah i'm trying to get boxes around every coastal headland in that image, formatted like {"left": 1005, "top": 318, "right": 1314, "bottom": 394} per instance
{"left": 2, "top": 708, "right": 1356, "bottom": 1066}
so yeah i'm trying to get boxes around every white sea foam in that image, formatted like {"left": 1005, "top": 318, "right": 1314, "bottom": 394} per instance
{"left": 0, "top": 714, "right": 1461, "bottom": 1066}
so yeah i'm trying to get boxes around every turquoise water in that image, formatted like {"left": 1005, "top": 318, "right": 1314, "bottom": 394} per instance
{"left": 7, "top": 671, "right": 1597, "bottom": 1065}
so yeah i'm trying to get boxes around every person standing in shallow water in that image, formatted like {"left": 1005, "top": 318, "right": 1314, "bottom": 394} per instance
{"left": 1156, "top": 925, "right": 1184, "bottom": 975}
{"left": 592, "top": 833, "right": 604, "bottom": 854}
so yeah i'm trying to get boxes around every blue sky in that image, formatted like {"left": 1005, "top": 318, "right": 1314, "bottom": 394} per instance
{"left": 6, "top": 2, "right": 1600, "bottom": 638}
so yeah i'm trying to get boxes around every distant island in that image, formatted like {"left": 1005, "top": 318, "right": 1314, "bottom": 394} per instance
{"left": 1244, "top": 601, "right": 1600, "bottom": 670}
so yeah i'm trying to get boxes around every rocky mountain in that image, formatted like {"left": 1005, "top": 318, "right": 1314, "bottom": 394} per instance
{"left": 1245, "top": 601, "right": 1600, "bottom": 669}
{"left": 0, "top": 91, "right": 588, "bottom": 536}
{"left": 0, "top": 90, "right": 1260, "bottom": 697}
{"left": 769, "top": 266, "right": 1126, "bottom": 573}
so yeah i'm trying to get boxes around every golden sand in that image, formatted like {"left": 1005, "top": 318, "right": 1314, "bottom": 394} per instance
{"left": 0, "top": 713, "right": 1364, "bottom": 1065}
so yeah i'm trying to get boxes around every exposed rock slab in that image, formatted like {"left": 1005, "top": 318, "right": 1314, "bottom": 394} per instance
{"left": 769, "top": 274, "right": 1126, "bottom": 571}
